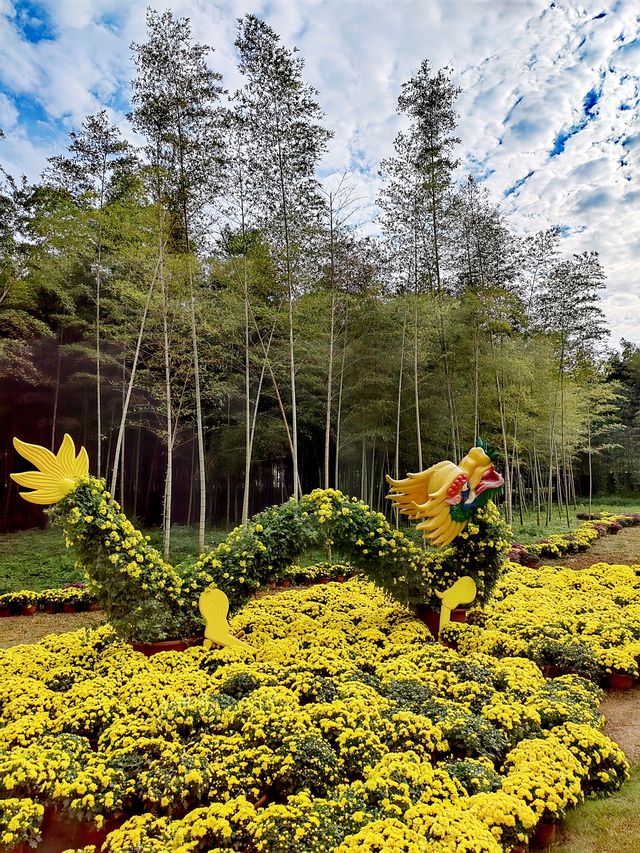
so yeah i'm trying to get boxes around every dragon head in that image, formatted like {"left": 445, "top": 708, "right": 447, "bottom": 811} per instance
{"left": 386, "top": 441, "right": 504, "bottom": 547}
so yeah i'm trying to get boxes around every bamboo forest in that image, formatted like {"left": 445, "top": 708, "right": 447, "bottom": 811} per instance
{"left": 1, "top": 10, "right": 638, "bottom": 550}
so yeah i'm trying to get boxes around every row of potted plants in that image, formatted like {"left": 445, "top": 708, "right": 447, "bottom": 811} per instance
{"left": 0, "top": 584, "right": 100, "bottom": 617}
{"left": 508, "top": 512, "right": 640, "bottom": 567}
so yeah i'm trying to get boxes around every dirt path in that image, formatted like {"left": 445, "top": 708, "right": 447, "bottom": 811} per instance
{"left": 543, "top": 525, "right": 640, "bottom": 570}
{"left": 601, "top": 687, "right": 640, "bottom": 764}
{"left": 0, "top": 611, "right": 105, "bottom": 648}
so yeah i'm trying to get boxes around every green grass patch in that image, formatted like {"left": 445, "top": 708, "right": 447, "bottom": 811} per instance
{"left": 0, "top": 528, "right": 81, "bottom": 593}
{"left": 0, "top": 525, "right": 231, "bottom": 594}
{"left": 555, "top": 767, "right": 640, "bottom": 852}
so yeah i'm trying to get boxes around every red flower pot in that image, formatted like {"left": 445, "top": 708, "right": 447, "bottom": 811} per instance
{"left": 281, "top": 579, "right": 291, "bottom": 588}
{"left": 0, "top": 607, "right": 11, "bottom": 617}
{"left": 131, "top": 638, "right": 200, "bottom": 657}
{"left": 63, "top": 603, "right": 77, "bottom": 613}
{"left": 450, "top": 608, "right": 468, "bottom": 624}
{"left": 22, "top": 604, "right": 37, "bottom": 616}
{"left": 415, "top": 606, "right": 441, "bottom": 638}
{"left": 43, "top": 604, "right": 57, "bottom": 613}
{"left": 40, "top": 806, "right": 125, "bottom": 850}
{"left": 336, "top": 575, "right": 346, "bottom": 583}
{"left": 87, "top": 601, "right": 101, "bottom": 611}
{"left": 319, "top": 576, "right": 330, "bottom": 584}
{"left": 540, "top": 665, "right": 558, "bottom": 678}
{"left": 532, "top": 820, "right": 557, "bottom": 847}
{"left": 608, "top": 672, "right": 634, "bottom": 690}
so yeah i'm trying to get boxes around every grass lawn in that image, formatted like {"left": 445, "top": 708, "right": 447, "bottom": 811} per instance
{"left": 0, "top": 524, "right": 230, "bottom": 594}
{"left": 555, "top": 768, "right": 640, "bottom": 852}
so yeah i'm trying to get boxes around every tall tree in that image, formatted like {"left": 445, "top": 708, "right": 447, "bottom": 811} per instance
{"left": 234, "top": 13, "right": 332, "bottom": 498}
{"left": 379, "top": 62, "right": 461, "bottom": 463}
{"left": 46, "top": 111, "right": 132, "bottom": 476}
{"left": 534, "top": 252, "right": 608, "bottom": 523}
{"left": 130, "top": 9, "right": 225, "bottom": 552}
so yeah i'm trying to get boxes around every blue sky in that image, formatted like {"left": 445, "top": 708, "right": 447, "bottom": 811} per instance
{"left": 1, "top": 0, "right": 639, "bottom": 343}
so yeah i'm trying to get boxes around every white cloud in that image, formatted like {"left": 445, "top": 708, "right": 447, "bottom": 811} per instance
{"left": 0, "top": 0, "right": 639, "bottom": 343}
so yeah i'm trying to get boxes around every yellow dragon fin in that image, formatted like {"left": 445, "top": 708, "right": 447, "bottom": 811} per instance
{"left": 199, "top": 587, "right": 254, "bottom": 653}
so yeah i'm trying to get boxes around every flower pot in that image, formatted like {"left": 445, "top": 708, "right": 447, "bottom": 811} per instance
{"left": 40, "top": 806, "right": 124, "bottom": 850}
{"left": 255, "top": 792, "right": 269, "bottom": 809}
{"left": 43, "top": 604, "right": 57, "bottom": 613}
{"left": 0, "top": 607, "right": 11, "bottom": 617}
{"left": 415, "top": 606, "right": 441, "bottom": 638}
{"left": 131, "top": 637, "right": 199, "bottom": 657}
{"left": 608, "top": 672, "right": 634, "bottom": 690}
{"left": 450, "top": 608, "right": 468, "bottom": 624}
{"left": 540, "top": 665, "right": 558, "bottom": 678}
{"left": 281, "top": 579, "right": 291, "bottom": 588}
{"left": 87, "top": 601, "right": 101, "bottom": 611}
{"left": 63, "top": 603, "right": 77, "bottom": 613}
{"left": 510, "top": 846, "right": 528, "bottom": 853}
{"left": 319, "top": 576, "right": 330, "bottom": 584}
{"left": 532, "top": 820, "right": 557, "bottom": 847}
{"left": 336, "top": 575, "right": 346, "bottom": 583}
{"left": 268, "top": 581, "right": 277, "bottom": 590}
{"left": 22, "top": 604, "right": 37, "bottom": 616}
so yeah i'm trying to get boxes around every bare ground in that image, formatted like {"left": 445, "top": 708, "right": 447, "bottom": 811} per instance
{"left": 601, "top": 687, "right": 640, "bottom": 764}
{"left": 0, "top": 610, "right": 105, "bottom": 648}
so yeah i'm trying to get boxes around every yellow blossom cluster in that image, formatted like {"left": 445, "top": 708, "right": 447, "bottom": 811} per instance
{"left": 0, "top": 579, "right": 628, "bottom": 851}
{"left": 443, "top": 559, "right": 640, "bottom": 679}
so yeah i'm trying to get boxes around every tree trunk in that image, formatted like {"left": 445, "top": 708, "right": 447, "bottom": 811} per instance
{"left": 395, "top": 306, "right": 408, "bottom": 527}
{"left": 324, "top": 295, "right": 336, "bottom": 489}
{"left": 110, "top": 255, "right": 160, "bottom": 498}
{"left": 334, "top": 303, "right": 349, "bottom": 491}
{"left": 587, "top": 413, "right": 593, "bottom": 516}
{"left": 492, "top": 337, "right": 512, "bottom": 524}
{"left": 50, "top": 326, "right": 63, "bottom": 451}
{"left": 250, "top": 302, "right": 302, "bottom": 496}
{"left": 413, "top": 284, "right": 423, "bottom": 470}
{"left": 189, "top": 279, "right": 207, "bottom": 551}
{"left": 242, "top": 256, "right": 252, "bottom": 524}
{"left": 160, "top": 232, "right": 172, "bottom": 561}
{"left": 133, "top": 426, "right": 141, "bottom": 520}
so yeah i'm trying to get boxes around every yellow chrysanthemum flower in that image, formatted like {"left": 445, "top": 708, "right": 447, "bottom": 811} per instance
{"left": 10, "top": 434, "right": 89, "bottom": 504}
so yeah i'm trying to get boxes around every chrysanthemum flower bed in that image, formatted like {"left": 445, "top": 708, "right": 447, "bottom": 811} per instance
{"left": 0, "top": 580, "right": 628, "bottom": 852}
{"left": 442, "top": 559, "right": 640, "bottom": 682}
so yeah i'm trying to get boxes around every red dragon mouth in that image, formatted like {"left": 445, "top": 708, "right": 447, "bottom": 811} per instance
{"left": 475, "top": 466, "right": 504, "bottom": 496}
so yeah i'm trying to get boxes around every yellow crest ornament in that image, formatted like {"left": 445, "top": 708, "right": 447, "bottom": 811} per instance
{"left": 11, "top": 434, "right": 89, "bottom": 504}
